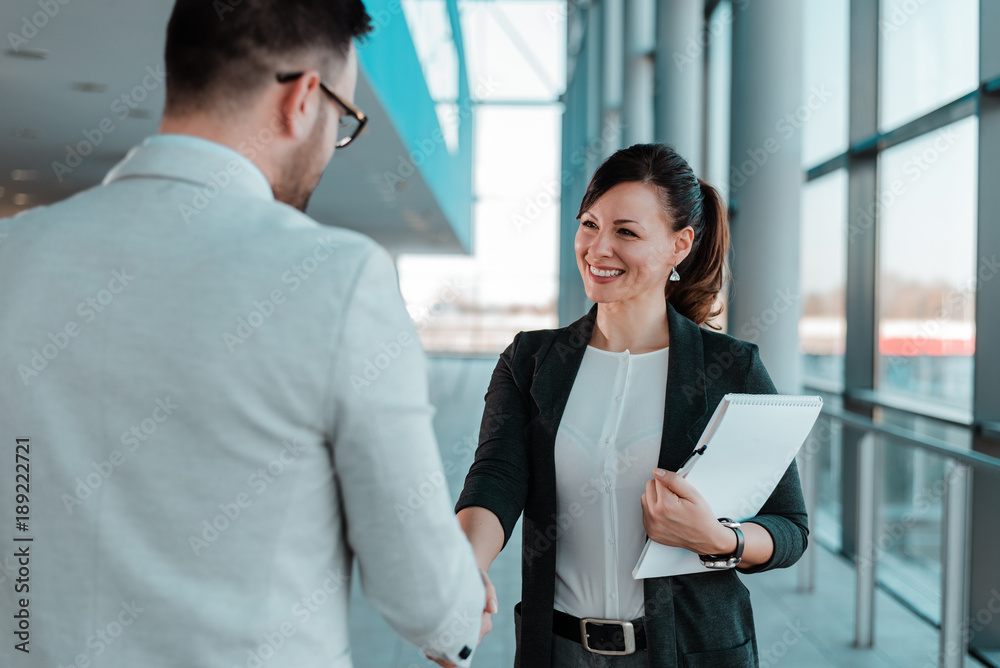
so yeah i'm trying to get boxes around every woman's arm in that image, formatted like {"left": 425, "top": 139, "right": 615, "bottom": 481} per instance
{"left": 640, "top": 343, "right": 806, "bottom": 572}
{"left": 442, "top": 334, "right": 534, "bottom": 660}
{"left": 427, "top": 507, "right": 502, "bottom": 668}
{"left": 455, "top": 335, "right": 532, "bottom": 549}
{"left": 738, "top": 344, "right": 809, "bottom": 572}
{"left": 734, "top": 522, "right": 774, "bottom": 569}
{"left": 640, "top": 469, "right": 774, "bottom": 568}
{"left": 457, "top": 506, "right": 505, "bottom": 572}
{"left": 433, "top": 334, "right": 534, "bottom": 668}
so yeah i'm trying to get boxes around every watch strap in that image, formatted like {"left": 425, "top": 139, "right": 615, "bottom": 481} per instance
{"left": 699, "top": 518, "right": 744, "bottom": 568}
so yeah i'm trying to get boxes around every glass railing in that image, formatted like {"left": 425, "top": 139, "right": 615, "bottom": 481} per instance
{"left": 797, "top": 393, "right": 1000, "bottom": 667}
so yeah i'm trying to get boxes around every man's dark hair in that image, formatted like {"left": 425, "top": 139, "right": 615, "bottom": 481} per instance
{"left": 164, "top": 0, "right": 372, "bottom": 116}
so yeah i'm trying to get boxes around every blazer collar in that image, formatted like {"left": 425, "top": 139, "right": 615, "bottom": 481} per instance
{"left": 531, "top": 300, "right": 709, "bottom": 470}
{"left": 102, "top": 134, "right": 274, "bottom": 202}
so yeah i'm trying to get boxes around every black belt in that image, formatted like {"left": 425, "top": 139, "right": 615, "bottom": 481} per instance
{"left": 553, "top": 608, "right": 647, "bottom": 655}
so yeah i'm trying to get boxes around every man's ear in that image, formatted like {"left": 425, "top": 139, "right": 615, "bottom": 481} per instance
{"left": 279, "top": 71, "right": 322, "bottom": 140}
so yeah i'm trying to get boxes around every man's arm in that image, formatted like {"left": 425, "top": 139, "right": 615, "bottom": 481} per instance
{"left": 327, "top": 245, "right": 485, "bottom": 665}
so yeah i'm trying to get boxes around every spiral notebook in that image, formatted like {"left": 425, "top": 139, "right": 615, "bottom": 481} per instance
{"left": 632, "top": 393, "right": 823, "bottom": 579}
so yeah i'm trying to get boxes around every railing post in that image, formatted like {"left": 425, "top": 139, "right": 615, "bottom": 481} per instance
{"left": 939, "top": 460, "right": 972, "bottom": 668}
{"left": 854, "top": 431, "right": 878, "bottom": 648}
{"left": 797, "top": 435, "right": 819, "bottom": 593}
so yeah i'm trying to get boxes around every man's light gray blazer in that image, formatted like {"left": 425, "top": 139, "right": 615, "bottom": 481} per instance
{"left": 0, "top": 136, "right": 484, "bottom": 667}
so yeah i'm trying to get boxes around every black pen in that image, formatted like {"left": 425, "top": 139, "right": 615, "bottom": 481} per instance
{"left": 676, "top": 444, "right": 707, "bottom": 478}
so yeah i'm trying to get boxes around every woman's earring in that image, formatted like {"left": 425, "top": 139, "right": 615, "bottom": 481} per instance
{"left": 669, "top": 265, "right": 681, "bottom": 282}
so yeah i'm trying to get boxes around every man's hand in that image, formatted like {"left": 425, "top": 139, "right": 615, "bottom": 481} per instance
{"left": 478, "top": 569, "right": 498, "bottom": 643}
{"left": 640, "top": 468, "right": 735, "bottom": 556}
{"left": 424, "top": 569, "right": 498, "bottom": 667}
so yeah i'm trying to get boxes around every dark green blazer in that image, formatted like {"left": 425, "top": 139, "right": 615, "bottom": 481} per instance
{"left": 456, "top": 301, "right": 809, "bottom": 667}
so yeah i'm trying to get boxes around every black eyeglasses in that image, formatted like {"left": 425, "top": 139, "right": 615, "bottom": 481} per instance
{"left": 276, "top": 72, "right": 367, "bottom": 148}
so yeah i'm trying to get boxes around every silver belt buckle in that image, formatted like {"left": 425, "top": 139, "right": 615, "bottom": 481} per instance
{"left": 579, "top": 617, "right": 636, "bottom": 655}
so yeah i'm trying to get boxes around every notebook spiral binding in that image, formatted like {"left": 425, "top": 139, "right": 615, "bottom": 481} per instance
{"left": 726, "top": 394, "right": 824, "bottom": 407}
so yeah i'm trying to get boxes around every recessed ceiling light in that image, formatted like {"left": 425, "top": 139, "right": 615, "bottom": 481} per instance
{"left": 13, "top": 193, "right": 32, "bottom": 206}
{"left": 11, "top": 169, "right": 40, "bottom": 181}
{"left": 12, "top": 127, "right": 42, "bottom": 139}
{"left": 5, "top": 48, "right": 49, "bottom": 60}
{"left": 72, "top": 82, "right": 107, "bottom": 93}
{"left": 404, "top": 209, "right": 430, "bottom": 232}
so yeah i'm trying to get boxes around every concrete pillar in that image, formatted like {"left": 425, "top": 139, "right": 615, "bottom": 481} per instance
{"left": 655, "top": 0, "right": 705, "bottom": 175}
{"left": 585, "top": 0, "right": 604, "bottom": 177}
{"left": 623, "top": 0, "right": 655, "bottom": 146}
{"left": 558, "top": 3, "right": 601, "bottom": 325}
{"left": 727, "top": 0, "right": 804, "bottom": 393}
{"left": 601, "top": 0, "right": 625, "bottom": 158}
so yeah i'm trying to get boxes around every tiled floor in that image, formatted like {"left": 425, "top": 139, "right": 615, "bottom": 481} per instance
{"left": 347, "top": 357, "right": 992, "bottom": 668}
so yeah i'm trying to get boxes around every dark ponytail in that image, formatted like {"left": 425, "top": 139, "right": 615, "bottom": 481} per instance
{"left": 576, "top": 143, "right": 731, "bottom": 329}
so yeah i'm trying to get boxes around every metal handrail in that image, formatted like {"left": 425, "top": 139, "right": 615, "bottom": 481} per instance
{"left": 843, "top": 387, "right": 973, "bottom": 429}
{"left": 820, "top": 405, "right": 1000, "bottom": 473}
{"left": 796, "top": 404, "right": 999, "bottom": 668}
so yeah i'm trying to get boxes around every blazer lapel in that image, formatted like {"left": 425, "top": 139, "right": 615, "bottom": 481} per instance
{"left": 527, "top": 304, "right": 597, "bottom": 434}
{"left": 527, "top": 301, "right": 709, "bottom": 472}
{"left": 658, "top": 301, "right": 709, "bottom": 470}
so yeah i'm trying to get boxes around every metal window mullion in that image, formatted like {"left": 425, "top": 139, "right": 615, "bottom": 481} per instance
{"left": 840, "top": 0, "right": 880, "bottom": 563}
{"left": 967, "top": 0, "right": 1000, "bottom": 655}
{"left": 806, "top": 95, "right": 978, "bottom": 184}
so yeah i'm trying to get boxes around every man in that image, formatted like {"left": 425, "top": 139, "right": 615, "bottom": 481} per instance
{"left": 0, "top": 1, "right": 491, "bottom": 666}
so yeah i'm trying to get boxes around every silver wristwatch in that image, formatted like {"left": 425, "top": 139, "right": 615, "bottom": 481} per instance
{"left": 699, "top": 518, "right": 744, "bottom": 569}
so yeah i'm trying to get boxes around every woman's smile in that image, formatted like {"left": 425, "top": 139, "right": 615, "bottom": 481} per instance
{"left": 588, "top": 263, "right": 626, "bottom": 282}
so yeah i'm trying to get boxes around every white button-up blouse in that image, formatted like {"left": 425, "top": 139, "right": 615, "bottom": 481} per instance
{"left": 553, "top": 344, "right": 669, "bottom": 621}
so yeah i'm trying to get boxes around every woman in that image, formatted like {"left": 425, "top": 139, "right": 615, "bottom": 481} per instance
{"left": 455, "top": 143, "right": 808, "bottom": 667}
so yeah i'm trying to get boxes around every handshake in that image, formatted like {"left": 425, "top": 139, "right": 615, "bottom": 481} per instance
{"left": 424, "top": 569, "right": 498, "bottom": 667}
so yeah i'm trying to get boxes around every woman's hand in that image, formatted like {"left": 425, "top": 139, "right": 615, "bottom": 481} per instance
{"left": 477, "top": 568, "right": 498, "bottom": 644}
{"left": 640, "top": 468, "right": 736, "bottom": 556}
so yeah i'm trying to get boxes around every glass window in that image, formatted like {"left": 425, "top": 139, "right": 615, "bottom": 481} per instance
{"left": 800, "top": 169, "right": 848, "bottom": 387}
{"left": 460, "top": 1, "right": 566, "bottom": 102}
{"left": 813, "top": 413, "right": 844, "bottom": 553}
{"left": 876, "top": 435, "right": 946, "bottom": 623}
{"left": 399, "top": 104, "right": 562, "bottom": 353}
{"left": 475, "top": 106, "right": 561, "bottom": 199}
{"left": 878, "top": 0, "right": 979, "bottom": 131}
{"left": 876, "top": 116, "right": 978, "bottom": 412}
{"left": 402, "top": 0, "right": 460, "bottom": 153}
{"left": 802, "top": 0, "right": 849, "bottom": 166}
{"left": 402, "top": 0, "right": 458, "bottom": 101}
{"left": 397, "top": 1, "right": 565, "bottom": 354}
{"left": 874, "top": 408, "right": 974, "bottom": 622}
